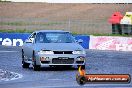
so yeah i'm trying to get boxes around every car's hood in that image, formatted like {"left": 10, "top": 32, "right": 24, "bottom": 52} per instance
{"left": 34, "top": 43, "right": 84, "bottom": 51}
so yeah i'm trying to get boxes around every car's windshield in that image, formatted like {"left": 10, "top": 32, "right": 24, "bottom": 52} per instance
{"left": 35, "top": 32, "right": 75, "bottom": 43}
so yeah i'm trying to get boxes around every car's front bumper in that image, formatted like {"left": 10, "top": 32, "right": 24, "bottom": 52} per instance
{"left": 35, "top": 54, "right": 86, "bottom": 66}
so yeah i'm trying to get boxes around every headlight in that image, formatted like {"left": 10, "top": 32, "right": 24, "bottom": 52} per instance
{"left": 77, "top": 56, "right": 85, "bottom": 61}
{"left": 38, "top": 50, "right": 54, "bottom": 54}
{"left": 72, "top": 50, "right": 85, "bottom": 54}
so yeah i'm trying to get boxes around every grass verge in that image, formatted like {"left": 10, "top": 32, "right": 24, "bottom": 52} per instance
{"left": 0, "top": 29, "right": 132, "bottom": 37}
{"left": 0, "top": 29, "right": 33, "bottom": 33}
{"left": 0, "top": 22, "right": 63, "bottom": 26}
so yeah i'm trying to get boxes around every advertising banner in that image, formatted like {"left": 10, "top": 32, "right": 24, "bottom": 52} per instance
{"left": 0, "top": 33, "right": 89, "bottom": 49}
{"left": 75, "top": 35, "right": 90, "bottom": 49}
{"left": 0, "top": 33, "right": 30, "bottom": 46}
{"left": 89, "top": 36, "right": 132, "bottom": 51}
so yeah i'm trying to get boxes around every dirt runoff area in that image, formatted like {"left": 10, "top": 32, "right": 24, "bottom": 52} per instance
{"left": 0, "top": 3, "right": 132, "bottom": 34}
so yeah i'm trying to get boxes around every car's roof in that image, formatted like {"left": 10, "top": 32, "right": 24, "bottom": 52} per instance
{"left": 35, "top": 30, "right": 70, "bottom": 33}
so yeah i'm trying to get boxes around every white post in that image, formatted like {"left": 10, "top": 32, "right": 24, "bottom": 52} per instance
{"left": 68, "top": 19, "right": 71, "bottom": 31}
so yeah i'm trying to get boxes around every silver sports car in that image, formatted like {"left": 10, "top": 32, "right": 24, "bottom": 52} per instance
{"left": 22, "top": 30, "right": 86, "bottom": 71}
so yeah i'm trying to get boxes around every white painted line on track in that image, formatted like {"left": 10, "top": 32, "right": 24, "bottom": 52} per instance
{"left": 25, "top": 85, "right": 80, "bottom": 88}
{"left": 48, "top": 79, "right": 62, "bottom": 80}
{"left": 25, "top": 85, "right": 132, "bottom": 88}
{"left": 0, "top": 51, "right": 19, "bottom": 53}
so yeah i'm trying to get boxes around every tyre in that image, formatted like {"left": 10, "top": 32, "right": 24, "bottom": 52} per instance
{"left": 33, "top": 64, "right": 41, "bottom": 71}
{"left": 22, "top": 60, "right": 30, "bottom": 68}
{"left": 32, "top": 51, "right": 41, "bottom": 71}
{"left": 22, "top": 49, "right": 30, "bottom": 68}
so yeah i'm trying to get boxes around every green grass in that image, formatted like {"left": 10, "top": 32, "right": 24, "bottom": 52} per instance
{"left": 91, "top": 33, "right": 132, "bottom": 37}
{"left": 0, "top": 29, "right": 132, "bottom": 37}
{"left": 72, "top": 32, "right": 132, "bottom": 37}
{"left": 0, "top": 0, "right": 11, "bottom": 2}
{"left": 0, "top": 22, "right": 28, "bottom": 26}
{"left": 0, "top": 29, "right": 33, "bottom": 33}
{"left": 0, "top": 22, "right": 63, "bottom": 26}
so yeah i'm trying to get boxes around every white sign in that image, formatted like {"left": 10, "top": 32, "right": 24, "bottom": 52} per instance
{"left": 89, "top": 36, "right": 132, "bottom": 51}
{"left": 116, "top": 44, "right": 132, "bottom": 51}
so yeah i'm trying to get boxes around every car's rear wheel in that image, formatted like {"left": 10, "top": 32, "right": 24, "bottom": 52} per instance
{"left": 22, "top": 49, "right": 30, "bottom": 68}
{"left": 32, "top": 51, "right": 41, "bottom": 71}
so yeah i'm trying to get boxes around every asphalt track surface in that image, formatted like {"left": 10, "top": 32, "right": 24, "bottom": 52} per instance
{"left": 0, "top": 46, "right": 132, "bottom": 88}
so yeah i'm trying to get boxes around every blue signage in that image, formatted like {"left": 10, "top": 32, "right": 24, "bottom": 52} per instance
{"left": 0, "top": 33, "right": 30, "bottom": 46}
{"left": 74, "top": 35, "right": 90, "bottom": 49}
{"left": 0, "top": 33, "right": 89, "bottom": 49}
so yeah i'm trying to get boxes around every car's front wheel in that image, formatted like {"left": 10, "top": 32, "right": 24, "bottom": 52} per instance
{"left": 33, "top": 64, "right": 41, "bottom": 71}
{"left": 32, "top": 51, "right": 41, "bottom": 71}
{"left": 22, "top": 49, "right": 30, "bottom": 68}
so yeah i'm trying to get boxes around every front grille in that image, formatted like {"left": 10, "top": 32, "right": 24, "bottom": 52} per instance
{"left": 41, "top": 61, "right": 50, "bottom": 64}
{"left": 52, "top": 58, "right": 74, "bottom": 64}
{"left": 53, "top": 51, "right": 73, "bottom": 54}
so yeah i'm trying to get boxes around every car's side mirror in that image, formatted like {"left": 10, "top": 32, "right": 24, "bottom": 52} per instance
{"left": 77, "top": 39, "right": 83, "bottom": 44}
{"left": 25, "top": 39, "right": 33, "bottom": 43}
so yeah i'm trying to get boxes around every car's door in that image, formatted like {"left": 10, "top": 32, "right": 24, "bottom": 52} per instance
{"left": 23, "top": 32, "right": 36, "bottom": 60}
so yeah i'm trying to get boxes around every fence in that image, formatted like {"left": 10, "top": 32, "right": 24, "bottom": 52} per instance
{"left": 0, "top": 18, "right": 112, "bottom": 34}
